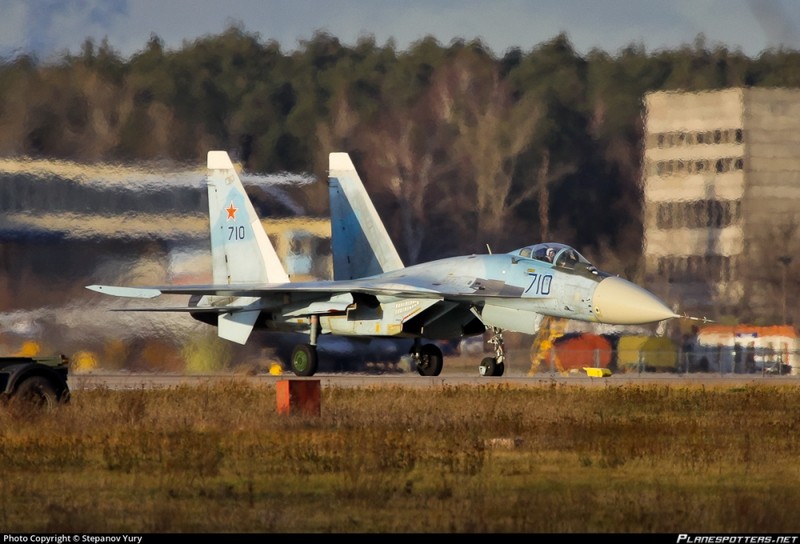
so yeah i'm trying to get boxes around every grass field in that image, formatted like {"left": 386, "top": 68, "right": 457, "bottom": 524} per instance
{"left": 1, "top": 380, "right": 799, "bottom": 533}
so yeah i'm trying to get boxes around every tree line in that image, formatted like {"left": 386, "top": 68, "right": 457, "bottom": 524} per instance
{"left": 2, "top": 26, "right": 800, "bottom": 274}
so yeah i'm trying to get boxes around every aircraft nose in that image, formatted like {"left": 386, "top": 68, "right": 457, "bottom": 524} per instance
{"left": 592, "top": 276, "right": 678, "bottom": 325}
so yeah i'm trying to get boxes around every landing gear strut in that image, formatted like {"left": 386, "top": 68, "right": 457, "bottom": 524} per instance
{"left": 411, "top": 339, "right": 443, "bottom": 376}
{"left": 478, "top": 327, "right": 505, "bottom": 377}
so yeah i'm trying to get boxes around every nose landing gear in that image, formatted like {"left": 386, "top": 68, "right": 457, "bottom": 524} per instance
{"left": 478, "top": 327, "right": 505, "bottom": 377}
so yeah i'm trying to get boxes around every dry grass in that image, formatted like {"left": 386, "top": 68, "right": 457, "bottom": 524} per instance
{"left": 1, "top": 380, "right": 799, "bottom": 533}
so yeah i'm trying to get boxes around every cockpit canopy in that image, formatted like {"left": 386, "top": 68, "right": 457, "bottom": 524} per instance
{"left": 512, "top": 243, "right": 593, "bottom": 271}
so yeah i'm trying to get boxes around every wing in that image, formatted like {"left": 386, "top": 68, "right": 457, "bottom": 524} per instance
{"left": 86, "top": 271, "right": 516, "bottom": 306}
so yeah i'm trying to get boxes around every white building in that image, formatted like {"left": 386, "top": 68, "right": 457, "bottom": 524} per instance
{"left": 642, "top": 87, "right": 800, "bottom": 323}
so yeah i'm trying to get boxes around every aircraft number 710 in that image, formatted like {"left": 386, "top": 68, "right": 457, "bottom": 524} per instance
{"left": 228, "top": 225, "right": 246, "bottom": 240}
{"left": 525, "top": 273, "right": 552, "bottom": 295}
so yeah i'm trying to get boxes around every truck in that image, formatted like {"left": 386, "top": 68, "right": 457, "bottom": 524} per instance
{"left": 0, "top": 354, "right": 70, "bottom": 407}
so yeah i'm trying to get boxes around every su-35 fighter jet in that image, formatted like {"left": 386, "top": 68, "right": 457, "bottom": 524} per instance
{"left": 88, "top": 151, "right": 682, "bottom": 377}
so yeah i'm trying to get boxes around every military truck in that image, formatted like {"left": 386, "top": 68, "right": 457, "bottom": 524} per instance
{"left": 0, "top": 354, "right": 70, "bottom": 407}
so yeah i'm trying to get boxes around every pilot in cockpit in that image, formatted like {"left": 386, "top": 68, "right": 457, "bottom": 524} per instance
{"left": 532, "top": 245, "right": 554, "bottom": 263}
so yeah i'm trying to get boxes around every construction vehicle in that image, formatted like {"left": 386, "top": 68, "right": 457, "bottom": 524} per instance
{"left": 0, "top": 354, "right": 70, "bottom": 407}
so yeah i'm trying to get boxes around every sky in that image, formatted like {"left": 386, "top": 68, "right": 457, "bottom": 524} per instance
{"left": 1, "top": 0, "right": 799, "bottom": 62}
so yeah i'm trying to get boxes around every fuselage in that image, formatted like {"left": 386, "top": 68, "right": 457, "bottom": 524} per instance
{"left": 192, "top": 247, "right": 676, "bottom": 341}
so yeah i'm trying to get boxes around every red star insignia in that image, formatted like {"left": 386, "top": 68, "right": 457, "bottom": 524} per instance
{"left": 225, "top": 201, "right": 237, "bottom": 221}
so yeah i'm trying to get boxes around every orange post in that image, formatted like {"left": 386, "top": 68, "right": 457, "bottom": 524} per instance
{"left": 276, "top": 379, "right": 321, "bottom": 416}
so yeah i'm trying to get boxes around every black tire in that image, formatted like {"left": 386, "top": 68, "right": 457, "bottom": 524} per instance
{"left": 14, "top": 376, "right": 58, "bottom": 408}
{"left": 495, "top": 361, "right": 505, "bottom": 377}
{"left": 291, "top": 344, "right": 318, "bottom": 377}
{"left": 479, "top": 357, "right": 497, "bottom": 377}
{"left": 416, "top": 343, "right": 443, "bottom": 376}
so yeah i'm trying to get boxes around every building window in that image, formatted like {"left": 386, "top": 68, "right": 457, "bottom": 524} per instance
{"left": 651, "top": 156, "right": 744, "bottom": 178}
{"left": 723, "top": 158, "right": 734, "bottom": 172}
{"left": 657, "top": 202, "right": 673, "bottom": 228}
{"left": 649, "top": 129, "right": 744, "bottom": 149}
{"left": 654, "top": 200, "right": 741, "bottom": 229}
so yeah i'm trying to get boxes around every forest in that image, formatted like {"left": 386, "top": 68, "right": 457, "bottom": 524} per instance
{"left": 2, "top": 26, "right": 800, "bottom": 273}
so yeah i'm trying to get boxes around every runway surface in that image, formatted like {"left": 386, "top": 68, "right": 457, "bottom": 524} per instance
{"left": 68, "top": 370, "right": 800, "bottom": 390}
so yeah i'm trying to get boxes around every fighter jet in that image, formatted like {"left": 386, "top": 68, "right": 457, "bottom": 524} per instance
{"left": 87, "top": 151, "right": 680, "bottom": 377}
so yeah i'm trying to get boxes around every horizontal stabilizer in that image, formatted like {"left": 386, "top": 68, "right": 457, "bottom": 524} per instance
{"left": 86, "top": 285, "right": 162, "bottom": 299}
{"left": 218, "top": 310, "right": 260, "bottom": 344}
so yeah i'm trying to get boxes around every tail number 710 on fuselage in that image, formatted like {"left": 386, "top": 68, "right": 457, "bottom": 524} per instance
{"left": 525, "top": 273, "right": 552, "bottom": 296}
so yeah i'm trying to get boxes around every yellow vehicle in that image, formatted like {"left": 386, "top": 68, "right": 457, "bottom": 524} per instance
{"left": 616, "top": 335, "right": 678, "bottom": 373}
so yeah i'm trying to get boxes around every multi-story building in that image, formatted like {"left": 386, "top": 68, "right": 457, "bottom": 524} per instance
{"left": 642, "top": 87, "right": 800, "bottom": 324}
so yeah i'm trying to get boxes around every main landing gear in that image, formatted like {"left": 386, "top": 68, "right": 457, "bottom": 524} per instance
{"left": 287, "top": 317, "right": 507, "bottom": 379}
{"left": 291, "top": 315, "right": 319, "bottom": 376}
{"left": 478, "top": 327, "right": 505, "bottom": 377}
{"left": 290, "top": 344, "right": 318, "bottom": 376}
{"left": 410, "top": 340, "right": 443, "bottom": 376}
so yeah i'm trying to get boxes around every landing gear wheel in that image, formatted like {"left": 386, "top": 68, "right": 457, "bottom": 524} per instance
{"left": 479, "top": 357, "right": 496, "bottom": 377}
{"left": 479, "top": 357, "right": 505, "bottom": 377}
{"left": 415, "top": 343, "right": 443, "bottom": 377}
{"left": 291, "top": 344, "right": 319, "bottom": 377}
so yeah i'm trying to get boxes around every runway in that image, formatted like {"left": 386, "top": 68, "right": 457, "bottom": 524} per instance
{"left": 67, "top": 370, "right": 800, "bottom": 391}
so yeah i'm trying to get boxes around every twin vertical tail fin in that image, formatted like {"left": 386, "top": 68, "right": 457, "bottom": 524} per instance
{"left": 205, "top": 151, "right": 399, "bottom": 341}
{"left": 206, "top": 151, "right": 289, "bottom": 343}
{"left": 328, "top": 153, "right": 404, "bottom": 280}
{"left": 207, "top": 151, "right": 288, "bottom": 285}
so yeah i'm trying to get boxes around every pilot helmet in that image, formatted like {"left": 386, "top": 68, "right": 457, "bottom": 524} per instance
{"left": 546, "top": 247, "right": 555, "bottom": 261}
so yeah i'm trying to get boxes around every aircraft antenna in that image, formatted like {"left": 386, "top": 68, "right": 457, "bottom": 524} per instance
{"left": 486, "top": 244, "right": 492, "bottom": 255}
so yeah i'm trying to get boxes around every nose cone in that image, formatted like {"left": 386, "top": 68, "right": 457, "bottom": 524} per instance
{"left": 592, "top": 276, "right": 678, "bottom": 325}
